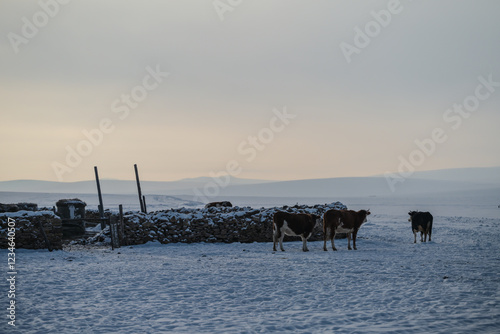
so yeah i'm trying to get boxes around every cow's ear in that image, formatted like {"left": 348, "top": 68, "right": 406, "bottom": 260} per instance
{"left": 367, "top": 210, "right": 371, "bottom": 215}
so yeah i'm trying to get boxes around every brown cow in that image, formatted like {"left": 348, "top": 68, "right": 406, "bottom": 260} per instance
{"left": 323, "top": 209, "right": 370, "bottom": 251}
{"left": 273, "top": 211, "right": 321, "bottom": 252}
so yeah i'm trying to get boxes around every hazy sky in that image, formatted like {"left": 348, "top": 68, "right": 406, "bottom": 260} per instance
{"left": 1, "top": 0, "right": 499, "bottom": 182}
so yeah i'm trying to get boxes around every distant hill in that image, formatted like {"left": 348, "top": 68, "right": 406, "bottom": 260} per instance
{"left": 0, "top": 167, "right": 499, "bottom": 198}
{"left": 214, "top": 177, "right": 500, "bottom": 198}
{"left": 375, "top": 166, "right": 500, "bottom": 184}
{"left": 0, "top": 177, "right": 273, "bottom": 195}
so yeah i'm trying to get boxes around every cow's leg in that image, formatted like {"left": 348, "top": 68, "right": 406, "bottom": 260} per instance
{"left": 331, "top": 229, "right": 337, "bottom": 251}
{"left": 347, "top": 233, "right": 352, "bottom": 250}
{"left": 301, "top": 236, "right": 309, "bottom": 252}
{"left": 423, "top": 231, "right": 427, "bottom": 242}
{"left": 420, "top": 231, "right": 424, "bottom": 242}
{"left": 352, "top": 231, "right": 358, "bottom": 250}
{"left": 323, "top": 227, "right": 328, "bottom": 251}
{"left": 331, "top": 238, "right": 337, "bottom": 251}
{"left": 272, "top": 225, "right": 279, "bottom": 251}
{"left": 279, "top": 230, "right": 285, "bottom": 251}
{"left": 324, "top": 227, "right": 336, "bottom": 251}
{"left": 428, "top": 227, "right": 432, "bottom": 242}
{"left": 413, "top": 231, "right": 417, "bottom": 243}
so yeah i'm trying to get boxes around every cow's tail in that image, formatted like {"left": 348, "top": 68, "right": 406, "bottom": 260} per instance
{"left": 429, "top": 216, "right": 433, "bottom": 240}
{"left": 323, "top": 213, "right": 330, "bottom": 241}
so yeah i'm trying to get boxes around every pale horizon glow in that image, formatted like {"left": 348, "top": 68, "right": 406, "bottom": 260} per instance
{"left": 1, "top": 0, "right": 500, "bottom": 183}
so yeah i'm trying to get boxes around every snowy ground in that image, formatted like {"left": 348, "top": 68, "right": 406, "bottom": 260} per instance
{"left": 2, "top": 198, "right": 500, "bottom": 333}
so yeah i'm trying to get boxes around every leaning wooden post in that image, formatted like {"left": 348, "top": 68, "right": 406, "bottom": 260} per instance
{"left": 134, "top": 164, "right": 145, "bottom": 213}
{"left": 94, "top": 166, "right": 106, "bottom": 229}
{"left": 142, "top": 195, "right": 147, "bottom": 214}
{"left": 37, "top": 221, "right": 53, "bottom": 252}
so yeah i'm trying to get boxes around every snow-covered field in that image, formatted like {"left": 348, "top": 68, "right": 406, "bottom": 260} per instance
{"left": 2, "top": 196, "right": 500, "bottom": 333}
{"left": 0, "top": 191, "right": 203, "bottom": 212}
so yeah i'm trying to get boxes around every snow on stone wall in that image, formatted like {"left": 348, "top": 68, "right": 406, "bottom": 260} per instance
{"left": 118, "top": 202, "right": 347, "bottom": 246}
{"left": 0, "top": 211, "right": 62, "bottom": 250}
{"left": 1, "top": 202, "right": 348, "bottom": 249}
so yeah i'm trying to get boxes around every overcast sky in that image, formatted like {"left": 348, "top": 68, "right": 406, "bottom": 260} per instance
{"left": 1, "top": 0, "right": 499, "bottom": 182}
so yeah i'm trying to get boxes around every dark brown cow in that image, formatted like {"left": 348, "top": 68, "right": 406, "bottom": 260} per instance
{"left": 323, "top": 209, "right": 370, "bottom": 251}
{"left": 273, "top": 211, "right": 321, "bottom": 252}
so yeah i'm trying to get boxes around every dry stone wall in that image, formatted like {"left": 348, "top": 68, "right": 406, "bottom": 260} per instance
{"left": 0, "top": 211, "right": 62, "bottom": 250}
{"left": 118, "top": 202, "right": 347, "bottom": 246}
{"left": 0, "top": 202, "right": 348, "bottom": 249}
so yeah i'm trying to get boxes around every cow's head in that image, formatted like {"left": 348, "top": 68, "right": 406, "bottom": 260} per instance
{"left": 408, "top": 211, "right": 417, "bottom": 222}
{"left": 360, "top": 209, "right": 371, "bottom": 223}
{"left": 310, "top": 214, "right": 321, "bottom": 226}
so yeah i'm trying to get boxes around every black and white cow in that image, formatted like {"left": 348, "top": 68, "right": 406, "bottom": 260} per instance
{"left": 273, "top": 211, "right": 320, "bottom": 252}
{"left": 408, "top": 211, "right": 433, "bottom": 243}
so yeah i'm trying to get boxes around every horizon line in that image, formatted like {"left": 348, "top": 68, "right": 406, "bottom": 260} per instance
{"left": 1, "top": 165, "right": 499, "bottom": 183}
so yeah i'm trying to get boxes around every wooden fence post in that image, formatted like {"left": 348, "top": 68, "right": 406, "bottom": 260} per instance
{"left": 110, "top": 215, "right": 120, "bottom": 250}
{"left": 134, "top": 164, "right": 145, "bottom": 213}
{"left": 94, "top": 166, "right": 106, "bottom": 229}
{"left": 119, "top": 204, "right": 125, "bottom": 244}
